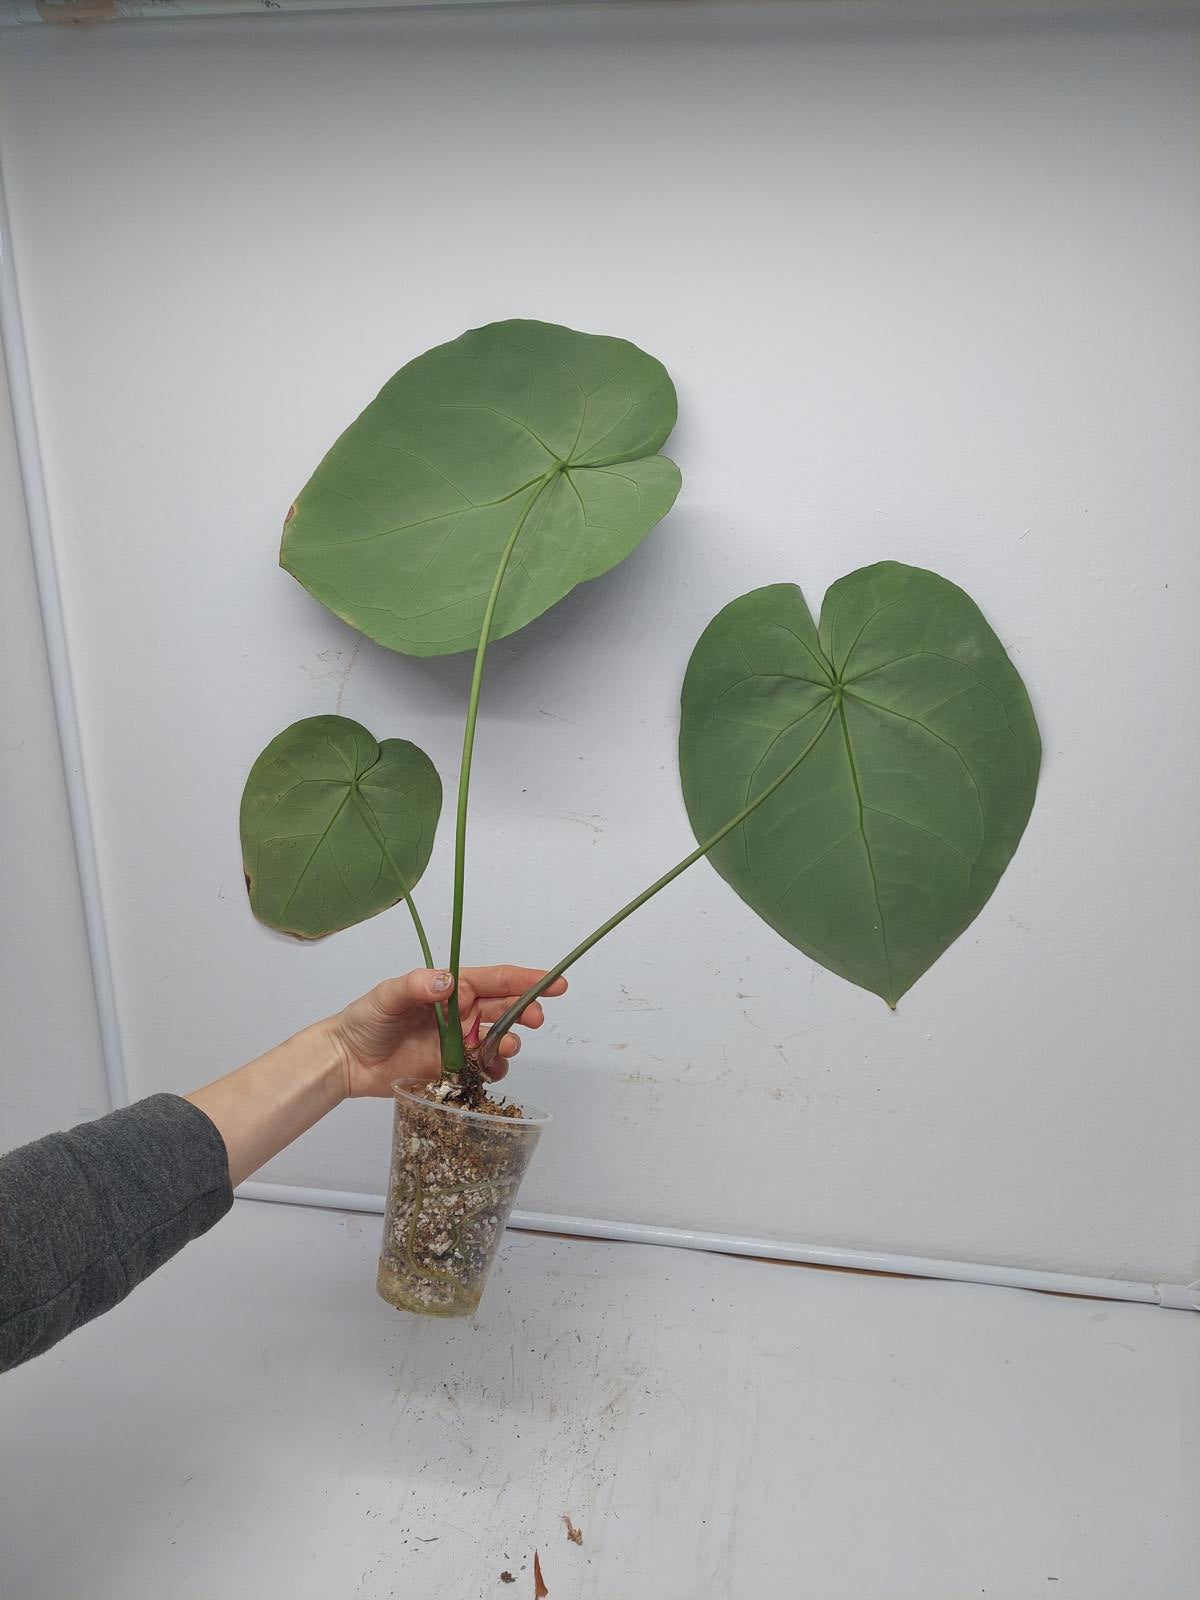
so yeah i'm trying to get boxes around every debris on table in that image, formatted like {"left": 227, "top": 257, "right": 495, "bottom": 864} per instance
{"left": 499, "top": 1573, "right": 515, "bottom": 1585}
{"left": 562, "top": 1514, "right": 583, "bottom": 1545}
{"left": 533, "top": 1549, "right": 549, "bottom": 1597}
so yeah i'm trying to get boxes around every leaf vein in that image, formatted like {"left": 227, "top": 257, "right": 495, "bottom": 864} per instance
{"left": 837, "top": 701, "right": 895, "bottom": 999}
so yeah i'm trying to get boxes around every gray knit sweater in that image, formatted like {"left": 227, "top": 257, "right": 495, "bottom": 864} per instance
{"left": 0, "top": 1095, "right": 233, "bottom": 1372}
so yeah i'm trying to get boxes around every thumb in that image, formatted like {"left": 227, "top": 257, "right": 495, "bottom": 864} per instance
{"left": 374, "top": 969, "right": 454, "bottom": 1013}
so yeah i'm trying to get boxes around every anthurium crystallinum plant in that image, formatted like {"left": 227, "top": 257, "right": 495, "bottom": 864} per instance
{"left": 240, "top": 319, "right": 1041, "bottom": 1316}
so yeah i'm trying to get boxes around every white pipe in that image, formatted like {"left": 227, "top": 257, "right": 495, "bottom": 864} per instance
{"left": 0, "top": 156, "right": 130, "bottom": 1110}
{"left": 235, "top": 1181, "right": 1200, "bottom": 1311}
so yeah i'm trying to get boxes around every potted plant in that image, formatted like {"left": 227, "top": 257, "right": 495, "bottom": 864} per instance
{"left": 240, "top": 320, "right": 1040, "bottom": 1316}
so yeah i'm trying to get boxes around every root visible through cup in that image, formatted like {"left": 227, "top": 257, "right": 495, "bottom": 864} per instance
{"left": 377, "top": 1084, "right": 548, "bottom": 1316}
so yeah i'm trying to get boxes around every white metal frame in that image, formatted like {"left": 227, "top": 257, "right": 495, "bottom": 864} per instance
{"left": 0, "top": 155, "right": 127, "bottom": 1113}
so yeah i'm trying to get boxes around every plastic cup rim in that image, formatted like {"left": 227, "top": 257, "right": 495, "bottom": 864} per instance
{"left": 390, "top": 1081, "right": 552, "bottom": 1127}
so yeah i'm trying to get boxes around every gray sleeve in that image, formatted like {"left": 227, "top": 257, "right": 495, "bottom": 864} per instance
{"left": 0, "top": 1094, "right": 232, "bottom": 1373}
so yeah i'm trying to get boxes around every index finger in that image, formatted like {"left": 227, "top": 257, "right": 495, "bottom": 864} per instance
{"left": 459, "top": 965, "right": 569, "bottom": 1002}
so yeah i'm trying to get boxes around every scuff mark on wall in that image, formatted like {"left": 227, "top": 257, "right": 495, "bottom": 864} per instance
{"left": 335, "top": 636, "right": 362, "bottom": 715}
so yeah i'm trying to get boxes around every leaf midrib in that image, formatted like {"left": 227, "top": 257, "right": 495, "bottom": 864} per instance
{"left": 836, "top": 696, "right": 895, "bottom": 1002}
{"left": 351, "top": 787, "right": 417, "bottom": 902}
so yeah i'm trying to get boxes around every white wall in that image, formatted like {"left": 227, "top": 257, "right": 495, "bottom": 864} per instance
{"left": 0, "top": 1, "right": 1196, "bottom": 1280}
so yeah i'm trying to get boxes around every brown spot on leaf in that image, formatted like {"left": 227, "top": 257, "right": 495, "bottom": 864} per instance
{"left": 284, "top": 502, "right": 297, "bottom": 525}
{"left": 533, "top": 1550, "right": 548, "bottom": 1598}
{"left": 562, "top": 1515, "right": 582, "bottom": 1546}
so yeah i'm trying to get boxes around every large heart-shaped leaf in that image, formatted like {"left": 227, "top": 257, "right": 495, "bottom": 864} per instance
{"left": 240, "top": 715, "right": 441, "bottom": 939}
{"left": 280, "top": 320, "right": 681, "bottom": 657}
{"left": 679, "top": 563, "right": 1040, "bottom": 1005}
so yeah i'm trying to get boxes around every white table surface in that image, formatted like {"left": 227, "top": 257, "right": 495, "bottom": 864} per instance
{"left": 1, "top": 1199, "right": 1196, "bottom": 1600}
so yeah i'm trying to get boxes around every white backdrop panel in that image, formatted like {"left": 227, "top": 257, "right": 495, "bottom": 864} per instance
{"left": 0, "top": 1, "right": 1196, "bottom": 1278}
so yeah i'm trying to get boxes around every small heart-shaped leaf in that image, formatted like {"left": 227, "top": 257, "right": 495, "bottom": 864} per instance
{"left": 281, "top": 319, "right": 681, "bottom": 657}
{"left": 679, "top": 562, "right": 1040, "bottom": 1005}
{"left": 240, "top": 715, "right": 441, "bottom": 939}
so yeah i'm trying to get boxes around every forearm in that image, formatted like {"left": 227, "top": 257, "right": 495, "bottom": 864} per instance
{"left": 1, "top": 1023, "right": 349, "bottom": 1372}
{"left": 185, "top": 1019, "right": 347, "bottom": 1188}
{"left": 0, "top": 1096, "right": 231, "bottom": 1372}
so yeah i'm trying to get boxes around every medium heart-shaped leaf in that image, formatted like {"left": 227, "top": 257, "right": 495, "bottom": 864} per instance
{"left": 281, "top": 319, "right": 681, "bottom": 657}
{"left": 679, "top": 562, "right": 1040, "bottom": 1005}
{"left": 240, "top": 715, "right": 441, "bottom": 939}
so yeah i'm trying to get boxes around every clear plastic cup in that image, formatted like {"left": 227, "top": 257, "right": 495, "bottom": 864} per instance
{"left": 376, "top": 1084, "right": 551, "bottom": 1317}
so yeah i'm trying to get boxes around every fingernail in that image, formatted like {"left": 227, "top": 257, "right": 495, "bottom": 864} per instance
{"left": 430, "top": 971, "right": 453, "bottom": 993}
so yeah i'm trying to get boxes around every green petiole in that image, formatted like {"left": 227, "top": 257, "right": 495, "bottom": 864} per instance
{"left": 479, "top": 701, "right": 838, "bottom": 1070}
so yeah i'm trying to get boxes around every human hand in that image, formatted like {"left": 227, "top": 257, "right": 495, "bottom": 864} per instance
{"left": 325, "top": 966, "right": 569, "bottom": 1100}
